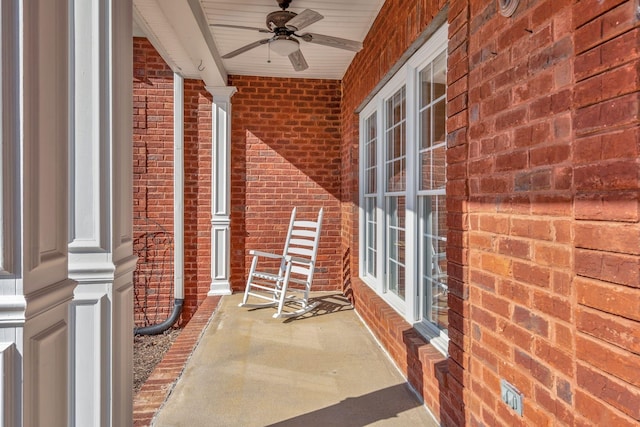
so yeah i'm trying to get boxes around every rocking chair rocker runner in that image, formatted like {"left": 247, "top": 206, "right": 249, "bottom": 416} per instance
{"left": 239, "top": 207, "right": 324, "bottom": 318}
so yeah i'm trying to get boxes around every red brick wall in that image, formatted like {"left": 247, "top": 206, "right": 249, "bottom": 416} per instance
{"left": 228, "top": 75, "right": 342, "bottom": 292}
{"left": 446, "top": 2, "right": 472, "bottom": 426}
{"left": 341, "top": 0, "right": 457, "bottom": 425}
{"left": 463, "top": 1, "right": 640, "bottom": 426}
{"left": 133, "top": 37, "right": 175, "bottom": 327}
{"left": 572, "top": 1, "right": 639, "bottom": 425}
{"left": 464, "top": 1, "right": 576, "bottom": 425}
{"left": 183, "top": 80, "right": 214, "bottom": 321}
{"left": 342, "top": 0, "right": 639, "bottom": 426}
{"left": 133, "top": 38, "right": 213, "bottom": 326}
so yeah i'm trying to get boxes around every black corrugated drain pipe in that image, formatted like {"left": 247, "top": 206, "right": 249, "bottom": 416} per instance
{"left": 134, "top": 299, "right": 184, "bottom": 335}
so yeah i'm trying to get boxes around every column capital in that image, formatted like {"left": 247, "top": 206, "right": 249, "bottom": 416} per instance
{"left": 205, "top": 86, "right": 237, "bottom": 103}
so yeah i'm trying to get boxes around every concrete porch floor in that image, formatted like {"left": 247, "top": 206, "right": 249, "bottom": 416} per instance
{"left": 152, "top": 292, "right": 439, "bottom": 426}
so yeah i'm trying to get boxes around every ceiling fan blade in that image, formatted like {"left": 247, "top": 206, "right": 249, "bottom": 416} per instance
{"left": 222, "top": 39, "right": 271, "bottom": 59}
{"left": 299, "top": 32, "right": 363, "bottom": 52}
{"left": 209, "top": 23, "right": 271, "bottom": 34}
{"left": 288, "top": 49, "right": 309, "bottom": 71}
{"left": 285, "top": 9, "right": 323, "bottom": 31}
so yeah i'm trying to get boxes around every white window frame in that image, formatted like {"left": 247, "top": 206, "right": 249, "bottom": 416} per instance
{"left": 358, "top": 24, "right": 449, "bottom": 354}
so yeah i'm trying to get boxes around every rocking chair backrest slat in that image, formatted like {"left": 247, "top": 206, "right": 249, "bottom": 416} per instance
{"left": 288, "top": 247, "right": 314, "bottom": 258}
{"left": 291, "top": 229, "right": 317, "bottom": 238}
{"left": 293, "top": 220, "right": 319, "bottom": 228}
{"left": 291, "top": 265, "right": 312, "bottom": 277}
{"left": 289, "top": 238, "right": 315, "bottom": 247}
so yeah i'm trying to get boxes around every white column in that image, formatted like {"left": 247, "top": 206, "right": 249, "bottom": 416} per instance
{"left": 1, "top": 1, "right": 74, "bottom": 426}
{"left": 68, "top": 0, "right": 135, "bottom": 426}
{"left": 110, "top": 2, "right": 135, "bottom": 425}
{"left": 206, "top": 86, "right": 237, "bottom": 295}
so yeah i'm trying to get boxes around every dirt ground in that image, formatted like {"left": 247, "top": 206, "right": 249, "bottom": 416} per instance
{"left": 133, "top": 328, "right": 181, "bottom": 394}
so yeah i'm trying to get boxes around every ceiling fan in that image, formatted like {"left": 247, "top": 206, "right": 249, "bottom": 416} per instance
{"left": 210, "top": 0, "right": 363, "bottom": 71}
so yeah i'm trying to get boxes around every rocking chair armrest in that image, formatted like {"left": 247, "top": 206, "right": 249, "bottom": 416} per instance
{"left": 249, "top": 250, "right": 284, "bottom": 260}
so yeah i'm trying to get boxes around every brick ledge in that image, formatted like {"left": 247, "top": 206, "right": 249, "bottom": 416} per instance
{"left": 133, "top": 296, "right": 222, "bottom": 426}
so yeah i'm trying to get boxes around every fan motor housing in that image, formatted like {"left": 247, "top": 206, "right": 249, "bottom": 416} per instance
{"left": 266, "top": 10, "right": 296, "bottom": 30}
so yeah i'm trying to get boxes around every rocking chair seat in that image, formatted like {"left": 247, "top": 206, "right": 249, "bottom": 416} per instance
{"left": 251, "top": 270, "right": 283, "bottom": 283}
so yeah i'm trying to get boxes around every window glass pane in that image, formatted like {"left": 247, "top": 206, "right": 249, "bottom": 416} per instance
{"left": 386, "top": 128, "right": 394, "bottom": 159}
{"left": 432, "top": 144, "right": 446, "bottom": 189}
{"left": 420, "top": 195, "right": 447, "bottom": 332}
{"left": 420, "top": 141, "right": 446, "bottom": 190}
{"left": 433, "top": 52, "right": 447, "bottom": 100}
{"left": 364, "top": 113, "right": 377, "bottom": 194}
{"left": 365, "top": 197, "right": 377, "bottom": 277}
{"left": 422, "top": 151, "right": 432, "bottom": 190}
{"left": 368, "top": 113, "right": 377, "bottom": 139}
{"left": 419, "top": 63, "right": 432, "bottom": 108}
{"left": 433, "top": 99, "right": 446, "bottom": 144}
{"left": 388, "top": 226, "right": 397, "bottom": 260}
{"left": 387, "top": 162, "right": 395, "bottom": 191}
{"left": 394, "top": 94, "right": 402, "bottom": 122}
{"left": 367, "top": 137, "right": 376, "bottom": 168}
{"left": 385, "top": 87, "right": 406, "bottom": 193}
{"left": 420, "top": 108, "right": 431, "bottom": 150}
{"left": 387, "top": 196, "right": 406, "bottom": 301}
{"left": 371, "top": 175, "right": 376, "bottom": 194}
{"left": 434, "top": 194, "right": 447, "bottom": 258}
{"left": 388, "top": 262, "right": 398, "bottom": 295}
{"left": 394, "top": 125, "right": 402, "bottom": 157}
{"left": 419, "top": 58, "right": 446, "bottom": 192}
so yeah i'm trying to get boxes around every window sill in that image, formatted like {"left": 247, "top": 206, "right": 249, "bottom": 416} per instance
{"left": 413, "top": 322, "right": 449, "bottom": 357}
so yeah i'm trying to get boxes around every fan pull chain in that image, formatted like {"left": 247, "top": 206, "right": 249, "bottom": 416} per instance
{"left": 267, "top": 42, "right": 271, "bottom": 63}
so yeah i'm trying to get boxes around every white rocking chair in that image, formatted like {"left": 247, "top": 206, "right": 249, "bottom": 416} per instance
{"left": 239, "top": 207, "right": 324, "bottom": 318}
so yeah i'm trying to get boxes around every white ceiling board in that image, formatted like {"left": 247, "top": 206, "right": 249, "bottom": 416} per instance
{"left": 201, "top": 0, "right": 385, "bottom": 79}
{"left": 134, "top": 0, "right": 385, "bottom": 80}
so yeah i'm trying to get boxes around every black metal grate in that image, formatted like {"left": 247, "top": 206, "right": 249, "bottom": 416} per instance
{"left": 133, "top": 217, "right": 174, "bottom": 328}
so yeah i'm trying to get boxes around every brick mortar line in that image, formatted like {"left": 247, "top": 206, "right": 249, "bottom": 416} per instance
{"left": 133, "top": 295, "right": 223, "bottom": 426}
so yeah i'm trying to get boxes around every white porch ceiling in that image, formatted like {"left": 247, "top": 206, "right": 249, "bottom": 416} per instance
{"left": 133, "top": 0, "right": 385, "bottom": 81}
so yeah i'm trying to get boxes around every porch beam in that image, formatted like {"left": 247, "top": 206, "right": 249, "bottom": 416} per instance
{"left": 134, "top": 0, "right": 227, "bottom": 86}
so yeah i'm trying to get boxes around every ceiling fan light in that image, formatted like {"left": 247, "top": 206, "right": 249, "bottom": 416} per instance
{"left": 270, "top": 37, "right": 299, "bottom": 56}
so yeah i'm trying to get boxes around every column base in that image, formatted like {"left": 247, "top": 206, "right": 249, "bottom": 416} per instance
{"left": 208, "top": 281, "right": 232, "bottom": 296}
